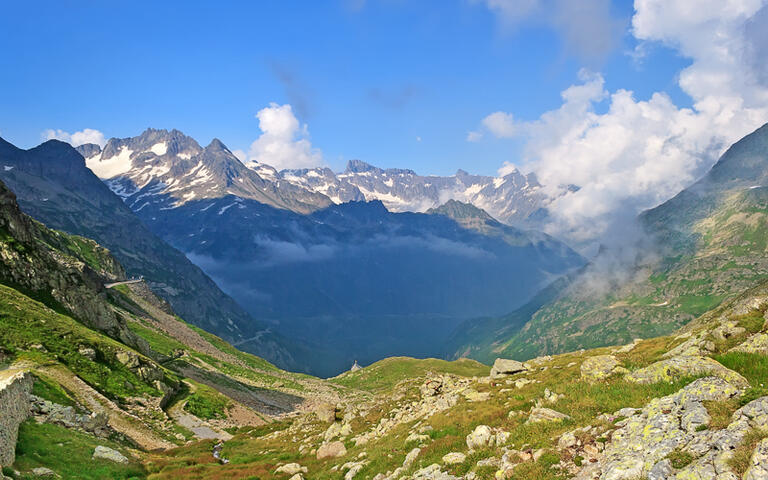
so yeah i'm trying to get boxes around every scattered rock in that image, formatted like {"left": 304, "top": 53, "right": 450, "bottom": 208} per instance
{"left": 317, "top": 441, "right": 347, "bottom": 459}
{"left": 463, "top": 390, "right": 490, "bottom": 402}
{"left": 490, "top": 358, "right": 527, "bottom": 378}
{"left": 405, "top": 432, "right": 430, "bottom": 444}
{"left": 526, "top": 407, "right": 570, "bottom": 424}
{"left": 288, "top": 474, "right": 304, "bottom": 480}
{"left": 412, "top": 463, "right": 459, "bottom": 480}
{"left": 442, "top": 452, "right": 466, "bottom": 465}
{"left": 92, "top": 445, "right": 128, "bottom": 464}
{"left": 420, "top": 378, "right": 444, "bottom": 397}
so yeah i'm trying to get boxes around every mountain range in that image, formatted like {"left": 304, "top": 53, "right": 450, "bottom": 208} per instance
{"left": 0, "top": 129, "right": 583, "bottom": 376}
{"left": 71, "top": 128, "right": 584, "bottom": 376}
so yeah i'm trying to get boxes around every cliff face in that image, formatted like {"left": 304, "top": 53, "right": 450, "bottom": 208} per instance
{"left": 0, "top": 179, "right": 146, "bottom": 353}
{"left": 0, "top": 369, "right": 33, "bottom": 466}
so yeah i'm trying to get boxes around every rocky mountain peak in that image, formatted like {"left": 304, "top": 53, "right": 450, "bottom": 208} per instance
{"left": 345, "top": 159, "right": 379, "bottom": 173}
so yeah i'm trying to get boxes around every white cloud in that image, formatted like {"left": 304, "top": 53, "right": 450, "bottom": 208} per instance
{"left": 43, "top": 128, "right": 106, "bottom": 147}
{"left": 482, "top": 111, "right": 518, "bottom": 138}
{"left": 247, "top": 103, "right": 323, "bottom": 170}
{"left": 466, "top": 131, "right": 483, "bottom": 142}
{"left": 476, "top": 0, "right": 768, "bottom": 247}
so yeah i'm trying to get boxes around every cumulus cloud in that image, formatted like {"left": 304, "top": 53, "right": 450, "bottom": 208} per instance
{"left": 247, "top": 103, "right": 323, "bottom": 170}
{"left": 474, "top": 0, "right": 625, "bottom": 62}
{"left": 475, "top": 0, "right": 768, "bottom": 248}
{"left": 43, "top": 128, "right": 106, "bottom": 147}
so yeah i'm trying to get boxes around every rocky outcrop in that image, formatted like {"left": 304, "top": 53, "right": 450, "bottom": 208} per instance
{"left": 0, "top": 369, "right": 33, "bottom": 466}
{"left": 626, "top": 355, "right": 749, "bottom": 388}
{"left": 573, "top": 377, "right": 767, "bottom": 480}
{"left": 0, "top": 180, "right": 149, "bottom": 355}
{"left": 731, "top": 332, "right": 768, "bottom": 354}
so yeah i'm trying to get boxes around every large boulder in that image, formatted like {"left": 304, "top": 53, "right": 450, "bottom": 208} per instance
{"left": 626, "top": 355, "right": 749, "bottom": 388}
{"left": 466, "top": 425, "right": 494, "bottom": 450}
{"left": 314, "top": 402, "right": 337, "bottom": 423}
{"left": 490, "top": 358, "right": 527, "bottom": 378}
{"left": 526, "top": 407, "right": 571, "bottom": 424}
{"left": 580, "top": 355, "right": 626, "bottom": 382}
{"left": 317, "top": 441, "right": 347, "bottom": 460}
{"left": 92, "top": 446, "right": 129, "bottom": 464}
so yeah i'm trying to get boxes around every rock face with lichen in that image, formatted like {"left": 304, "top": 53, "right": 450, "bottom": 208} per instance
{"left": 626, "top": 355, "right": 749, "bottom": 388}
{"left": 573, "top": 377, "right": 768, "bottom": 480}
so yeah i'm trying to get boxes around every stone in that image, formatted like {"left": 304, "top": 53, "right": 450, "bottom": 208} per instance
{"left": 403, "top": 447, "right": 421, "bottom": 467}
{"left": 31, "top": 467, "right": 58, "bottom": 477}
{"left": 276, "top": 463, "right": 308, "bottom": 475}
{"left": 442, "top": 452, "right": 466, "bottom": 465}
{"left": 78, "top": 346, "right": 96, "bottom": 360}
{"left": 744, "top": 438, "right": 768, "bottom": 480}
{"left": 92, "top": 445, "right": 129, "bottom": 464}
{"left": 324, "top": 421, "right": 352, "bottom": 441}
{"left": 463, "top": 390, "right": 490, "bottom": 402}
{"left": 647, "top": 459, "right": 674, "bottom": 480}
{"left": 580, "top": 355, "right": 622, "bottom": 382}
{"left": 490, "top": 359, "right": 527, "bottom": 378}
{"left": 115, "top": 351, "right": 139, "bottom": 369}
{"left": 421, "top": 378, "right": 443, "bottom": 396}
{"left": 466, "top": 425, "right": 494, "bottom": 450}
{"left": 406, "top": 432, "right": 430, "bottom": 444}
{"left": 558, "top": 431, "right": 578, "bottom": 450}
{"left": 711, "top": 321, "right": 746, "bottom": 342}
{"left": 288, "top": 474, "right": 304, "bottom": 480}
{"left": 412, "top": 463, "right": 460, "bottom": 480}
{"left": 317, "top": 441, "right": 347, "bottom": 459}
{"left": 526, "top": 407, "right": 571, "bottom": 424}
{"left": 626, "top": 355, "right": 749, "bottom": 388}
{"left": 731, "top": 333, "right": 768, "bottom": 355}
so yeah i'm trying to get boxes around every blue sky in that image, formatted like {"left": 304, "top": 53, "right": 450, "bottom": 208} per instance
{"left": 0, "top": 0, "right": 695, "bottom": 176}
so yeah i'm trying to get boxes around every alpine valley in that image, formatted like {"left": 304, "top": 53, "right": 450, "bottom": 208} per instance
{"left": 2, "top": 124, "right": 768, "bottom": 480}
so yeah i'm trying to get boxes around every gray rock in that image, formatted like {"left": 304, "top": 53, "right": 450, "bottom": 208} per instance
{"left": 31, "top": 467, "right": 59, "bottom": 477}
{"left": 275, "top": 463, "right": 308, "bottom": 475}
{"left": 466, "top": 425, "right": 494, "bottom": 449}
{"left": 580, "top": 355, "right": 625, "bottom": 382}
{"left": 526, "top": 407, "right": 571, "bottom": 424}
{"left": 317, "top": 441, "right": 347, "bottom": 459}
{"left": 92, "top": 445, "right": 129, "bottom": 464}
{"left": 647, "top": 459, "right": 674, "bottom": 480}
{"left": 490, "top": 358, "right": 527, "bottom": 378}
{"left": 441, "top": 452, "right": 466, "bottom": 465}
{"left": 744, "top": 438, "right": 768, "bottom": 480}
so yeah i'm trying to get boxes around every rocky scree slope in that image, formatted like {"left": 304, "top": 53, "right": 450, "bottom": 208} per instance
{"left": 450, "top": 122, "right": 768, "bottom": 364}
{"left": 0, "top": 136, "right": 297, "bottom": 370}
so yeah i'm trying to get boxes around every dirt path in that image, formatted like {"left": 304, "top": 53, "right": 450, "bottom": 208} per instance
{"left": 37, "top": 364, "right": 174, "bottom": 451}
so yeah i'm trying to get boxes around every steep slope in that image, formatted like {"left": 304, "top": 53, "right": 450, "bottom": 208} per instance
{"left": 275, "top": 159, "right": 551, "bottom": 226}
{"left": 0, "top": 136, "right": 295, "bottom": 369}
{"left": 452, "top": 122, "right": 768, "bottom": 363}
{"left": 132, "top": 194, "right": 584, "bottom": 376}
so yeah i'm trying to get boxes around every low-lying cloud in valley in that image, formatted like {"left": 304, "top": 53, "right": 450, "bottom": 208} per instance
{"left": 474, "top": 0, "right": 768, "bottom": 248}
